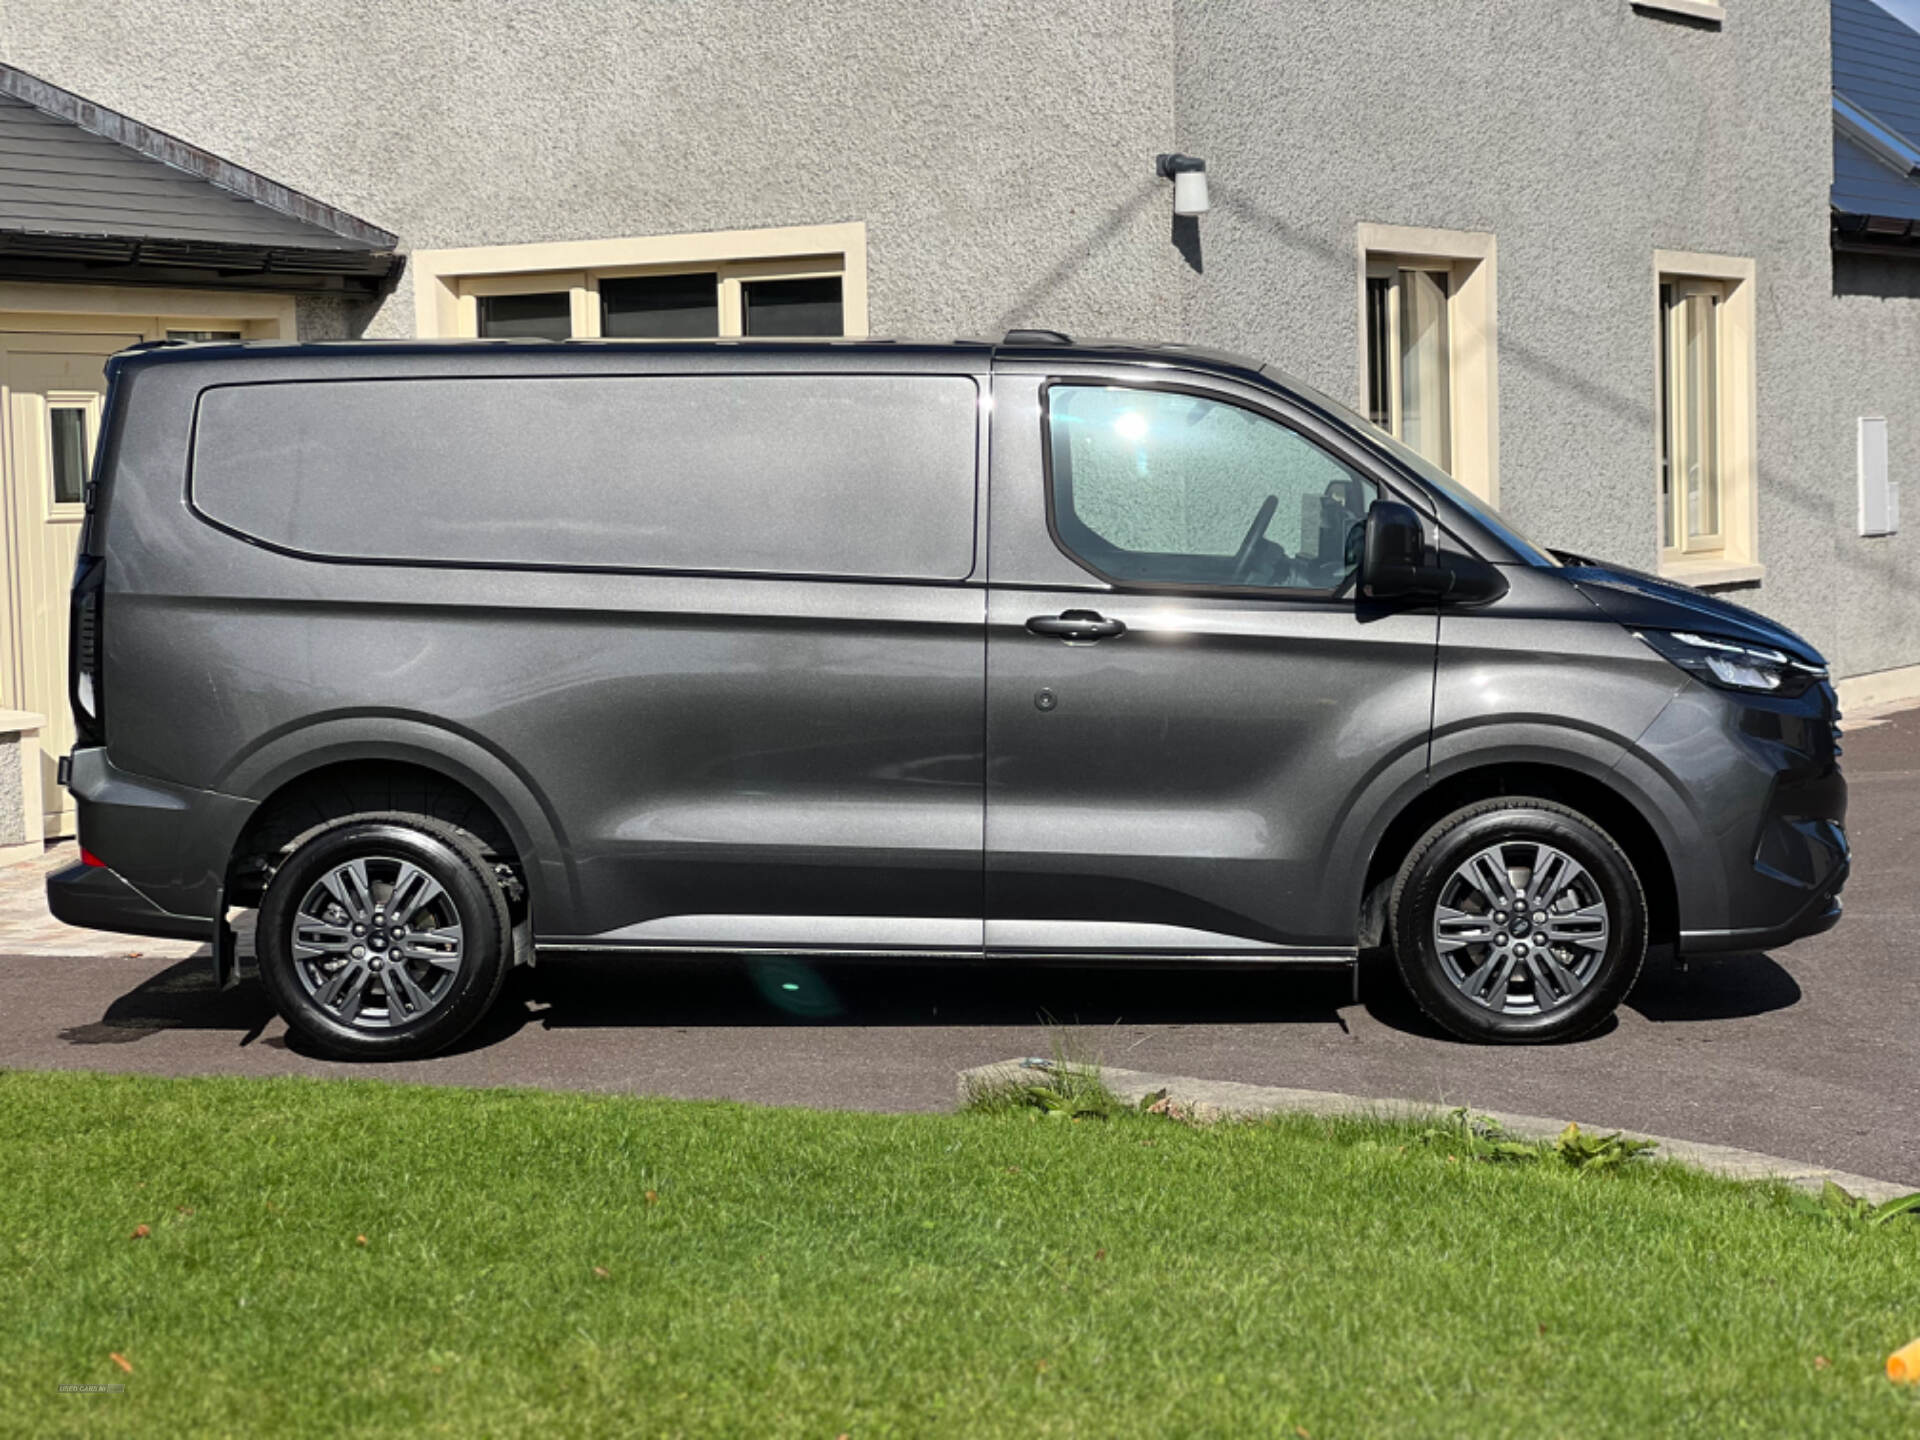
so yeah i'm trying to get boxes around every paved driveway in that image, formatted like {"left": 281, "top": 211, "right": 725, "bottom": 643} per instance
{"left": 3, "top": 710, "right": 1916, "bottom": 1185}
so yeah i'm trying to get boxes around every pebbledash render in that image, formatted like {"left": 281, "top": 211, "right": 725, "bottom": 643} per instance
{"left": 1, "top": 0, "right": 1917, "bottom": 696}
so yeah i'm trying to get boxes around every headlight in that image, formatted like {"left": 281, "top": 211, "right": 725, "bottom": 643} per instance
{"left": 1635, "top": 629, "right": 1827, "bottom": 697}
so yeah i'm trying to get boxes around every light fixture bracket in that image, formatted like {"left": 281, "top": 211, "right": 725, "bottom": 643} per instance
{"left": 1155, "top": 153, "right": 1210, "bottom": 217}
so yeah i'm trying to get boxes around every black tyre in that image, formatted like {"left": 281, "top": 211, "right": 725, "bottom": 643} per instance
{"left": 256, "top": 814, "right": 511, "bottom": 1060}
{"left": 1389, "top": 798, "right": 1647, "bottom": 1044}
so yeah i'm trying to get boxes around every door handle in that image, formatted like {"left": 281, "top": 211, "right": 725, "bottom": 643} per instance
{"left": 1026, "top": 609, "right": 1127, "bottom": 642}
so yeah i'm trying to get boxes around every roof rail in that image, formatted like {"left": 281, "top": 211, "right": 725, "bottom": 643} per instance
{"left": 1002, "top": 327, "right": 1073, "bottom": 345}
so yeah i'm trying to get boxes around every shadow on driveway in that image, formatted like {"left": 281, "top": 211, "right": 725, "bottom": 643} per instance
{"left": 58, "top": 953, "right": 275, "bottom": 1048}
{"left": 1626, "top": 950, "right": 1804, "bottom": 1023}
{"left": 62, "top": 944, "right": 1805, "bottom": 1059}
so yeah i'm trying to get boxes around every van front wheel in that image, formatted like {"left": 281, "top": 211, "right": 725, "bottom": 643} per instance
{"left": 256, "top": 815, "right": 511, "bottom": 1060}
{"left": 1389, "top": 799, "right": 1647, "bottom": 1044}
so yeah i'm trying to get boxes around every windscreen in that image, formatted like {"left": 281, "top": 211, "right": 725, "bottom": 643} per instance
{"left": 1261, "top": 363, "right": 1560, "bottom": 567}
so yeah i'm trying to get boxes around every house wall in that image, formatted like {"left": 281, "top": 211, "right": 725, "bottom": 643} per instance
{"left": 1825, "top": 252, "right": 1920, "bottom": 684}
{"left": 0, "top": 0, "right": 1184, "bottom": 344}
{"left": 2, "top": 0, "right": 1917, "bottom": 678}
{"left": 0, "top": 710, "right": 44, "bottom": 863}
{"left": 1172, "top": 0, "right": 1920, "bottom": 679}
{"left": 0, "top": 730, "right": 23, "bottom": 846}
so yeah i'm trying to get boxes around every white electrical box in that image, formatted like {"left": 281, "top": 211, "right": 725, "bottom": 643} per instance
{"left": 1859, "top": 416, "right": 1898, "bottom": 537}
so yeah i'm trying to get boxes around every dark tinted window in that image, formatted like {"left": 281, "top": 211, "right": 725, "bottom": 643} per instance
{"left": 1047, "top": 384, "right": 1375, "bottom": 591}
{"left": 477, "top": 292, "right": 571, "bottom": 339}
{"left": 742, "top": 277, "right": 843, "bottom": 337}
{"left": 192, "top": 374, "right": 979, "bottom": 581}
{"left": 49, "top": 406, "right": 87, "bottom": 504}
{"left": 1364, "top": 277, "right": 1392, "bottom": 429}
{"left": 601, "top": 273, "right": 719, "bottom": 338}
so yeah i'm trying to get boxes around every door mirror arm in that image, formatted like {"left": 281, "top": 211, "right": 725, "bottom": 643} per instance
{"left": 1437, "top": 551, "right": 1509, "bottom": 604}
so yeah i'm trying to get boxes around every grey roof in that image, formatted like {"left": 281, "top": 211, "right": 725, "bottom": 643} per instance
{"left": 1833, "top": 0, "right": 1920, "bottom": 231}
{"left": 0, "top": 62, "right": 396, "bottom": 275}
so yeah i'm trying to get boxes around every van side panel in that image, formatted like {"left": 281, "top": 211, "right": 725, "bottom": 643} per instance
{"left": 87, "top": 347, "right": 991, "bottom": 940}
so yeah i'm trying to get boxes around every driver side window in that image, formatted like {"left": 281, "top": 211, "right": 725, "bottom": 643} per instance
{"left": 1046, "top": 384, "right": 1377, "bottom": 591}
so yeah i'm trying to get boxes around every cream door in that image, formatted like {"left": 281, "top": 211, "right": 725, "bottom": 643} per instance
{"left": 1, "top": 332, "right": 136, "bottom": 837}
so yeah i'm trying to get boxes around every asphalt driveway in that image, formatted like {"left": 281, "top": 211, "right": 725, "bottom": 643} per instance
{"left": 3, "top": 708, "right": 1916, "bottom": 1185}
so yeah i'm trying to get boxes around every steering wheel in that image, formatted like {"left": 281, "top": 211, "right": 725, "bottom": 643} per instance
{"left": 1229, "top": 494, "right": 1281, "bottom": 583}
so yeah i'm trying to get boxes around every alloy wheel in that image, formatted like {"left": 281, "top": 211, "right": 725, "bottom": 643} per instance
{"left": 1429, "top": 840, "right": 1610, "bottom": 1016}
{"left": 288, "top": 855, "right": 466, "bottom": 1029}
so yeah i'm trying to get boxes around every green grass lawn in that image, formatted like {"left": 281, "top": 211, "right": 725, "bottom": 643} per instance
{"left": 2, "top": 1070, "right": 1917, "bottom": 1438}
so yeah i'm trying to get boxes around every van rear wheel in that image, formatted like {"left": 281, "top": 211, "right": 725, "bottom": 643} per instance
{"left": 1388, "top": 798, "right": 1647, "bottom": 1044}
{"left": 256, "top": 815, "right": 511, "bottom": 1060}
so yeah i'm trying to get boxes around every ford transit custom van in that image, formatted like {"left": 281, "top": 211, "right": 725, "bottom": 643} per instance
{"left": 48, "top": 334, "right": 1847, "bottom": 1057}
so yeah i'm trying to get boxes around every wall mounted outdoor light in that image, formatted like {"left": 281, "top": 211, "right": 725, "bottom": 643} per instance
{"left": 1155, "top": 153, "right": 1209, "bottom": 216}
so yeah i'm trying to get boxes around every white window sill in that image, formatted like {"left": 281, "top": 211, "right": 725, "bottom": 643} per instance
{"left": 1632, "top": 0, "right": 1725, "bottom": 25}
{"left": 1658, "top": 557, "right": 1764, "bottom": 588}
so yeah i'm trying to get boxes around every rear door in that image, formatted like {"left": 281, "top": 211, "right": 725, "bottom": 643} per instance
{"left": 983, "top": 362, "right": 1438, "bottom": 956}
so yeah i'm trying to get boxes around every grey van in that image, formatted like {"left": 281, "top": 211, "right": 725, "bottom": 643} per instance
{"left": 48, "top": 333, "right": 1847, "bottom": 1058}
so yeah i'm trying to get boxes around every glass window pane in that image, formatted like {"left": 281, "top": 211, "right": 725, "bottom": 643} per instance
{"left": 600, "top": 273, "right": 719, "bottom": 338}
{"left": 1663, "top": 283, "right": 1723, "bottom": 550}
{"left": 165, "top": 329, "right": 243, "bottom": 342}
{"left": 192, "top": 374, "right": 980, "bottom": 582}
{"left": 49, "top": 406, "right": 87, "bottom": 504}
{"left": 742, "top": 277, "right": 843, "bottom": 337}
{"left": 1683, "top": 292, "right": 1720, "bottom": 542}
{"left": 1365, "top": 276, "right": 1393, "bottom": 430}
{"left": 477, "top": 292, "right": 572, "bottom": 339}
{"left": 1047, "top": 385, "right": 1376, "bottom": 591}
{"left": 1397, "top": 268, "right": 1451, "bottom": 472}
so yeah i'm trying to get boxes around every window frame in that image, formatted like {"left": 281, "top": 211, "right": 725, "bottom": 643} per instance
{"left": 1038, "top": 375, "right": 1406, "bottom": 604}
{"left": 412, "top": 223, "right": 867, "bottom": 341}
{"left": 462, "top": 271, "right": 589, "bottom": 339}
{"left": 725, "top": 254, "right": 847, "bottom": 339}
{"left": 1652, "top": 251, "right": 1759, "bottom": 586}
{"left": 593, "top": 261, "right": 729, "bottom": 339}
{"left": 1630, "top": 0, "right": 1724, "bottom": 27}
{"left": 1356, "top": 225, "right": 1499, "bottom": 506}
{"left": 41, "top": 389, "right": 101, "bottom": 519}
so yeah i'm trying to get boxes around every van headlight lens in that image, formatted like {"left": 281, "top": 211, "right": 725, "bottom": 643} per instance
{"left": 1635, "top": 630, "right": 1826, "bottom": 697}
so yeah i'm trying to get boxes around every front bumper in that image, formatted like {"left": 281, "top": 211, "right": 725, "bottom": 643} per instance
{"left": 1678, "top": 843, "right": 1848, "bottom": 954}
{"left": 1636, "top": 678, "right": 1849, "bottom": 957}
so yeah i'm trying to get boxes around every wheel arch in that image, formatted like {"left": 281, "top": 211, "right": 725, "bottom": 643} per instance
{"left": 1358, "top": 761, "right": 1681, "bottom": 951}
{"left": 217, "top": 717, "right": 572, "bottom": 924}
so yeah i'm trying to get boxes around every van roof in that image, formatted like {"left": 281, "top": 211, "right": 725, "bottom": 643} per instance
{"left": 109, "top": 332, "right": 1275, "bottom": 387}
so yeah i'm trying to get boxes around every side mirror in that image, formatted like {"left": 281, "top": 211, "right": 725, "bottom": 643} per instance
{"left": 1360, "top": 500, "right": 1442, "bottom": 599}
